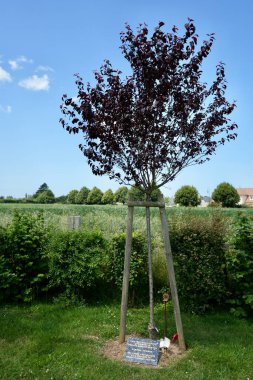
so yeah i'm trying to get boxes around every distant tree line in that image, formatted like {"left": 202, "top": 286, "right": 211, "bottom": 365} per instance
{"left": 0, "top": 184, "right": 148, "bottom": 205}
{"left": 0, "top": 182, "right": 242, "bottom": 207}
{"left": 66, "top": 186, "right": 162, "bottom": 205}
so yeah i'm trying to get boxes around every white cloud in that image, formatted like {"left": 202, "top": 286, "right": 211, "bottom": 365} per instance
{"left": 18, "top": 74, "right": 49, "bottom": 91}
{"left": 8, "top": 55, "right": 33, "bottom": 70}
{"left": 0, "top": 104, "right": 12, "bottom": 113}
{"left": 0, "top": 66, "right": 12, "bottom": 82}
{"left": 9, "top": 60, "right": 19, "bottom": 70}
{"left": 19, "top": 55, "right": 33, "bottom": 63}
{"left": 36, "top": 65, "right": 54, "bottom": 72}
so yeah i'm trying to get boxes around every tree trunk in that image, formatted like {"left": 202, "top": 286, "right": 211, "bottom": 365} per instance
{"left": 145, "top": 206, "right": 157, "bottom": 339}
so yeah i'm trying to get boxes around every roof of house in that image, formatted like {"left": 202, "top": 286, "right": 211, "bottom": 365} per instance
{"left": 237, "top": 188, "right": 253, "bottom": 196}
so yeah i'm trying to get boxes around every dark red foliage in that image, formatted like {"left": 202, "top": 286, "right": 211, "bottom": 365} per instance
{"left": 60, "top": 20, "right": 237, "bottom": 195}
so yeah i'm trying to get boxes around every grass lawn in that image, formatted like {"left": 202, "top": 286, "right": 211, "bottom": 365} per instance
{"left": 0, "top": 303, "right": 252, "bottom": 380}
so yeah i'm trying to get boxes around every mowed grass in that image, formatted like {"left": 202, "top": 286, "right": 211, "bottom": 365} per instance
{"left": 0, "top": 303, "right": 252, "bottom": 380}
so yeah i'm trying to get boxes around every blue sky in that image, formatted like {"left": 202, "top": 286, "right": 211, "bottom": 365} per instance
{"left": 0, "top": 0, "right": 252, "bottom": 198}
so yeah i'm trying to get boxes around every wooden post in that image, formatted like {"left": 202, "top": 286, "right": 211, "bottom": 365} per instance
{"left": 159, "top": 206, "right": 186, "bottom": 351}
{"left": 145, "top": 206, "right": 156, "bottom": 339}
{"left": 119, "top": 205, "right": 134, "bottom": 343}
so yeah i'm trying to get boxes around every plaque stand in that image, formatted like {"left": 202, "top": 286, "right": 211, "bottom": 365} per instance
{"left": 119, "top": 196, "right": 186, "bottom": 351}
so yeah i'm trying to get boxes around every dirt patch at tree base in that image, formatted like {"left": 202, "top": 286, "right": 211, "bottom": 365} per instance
{"left": 101, "top": 335, "right": 189, "bottom": 368}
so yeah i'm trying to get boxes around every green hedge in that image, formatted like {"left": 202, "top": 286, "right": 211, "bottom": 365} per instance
{"left": 0, "top": 209, "right": 252, "bottom": 316}
{"left": 109, "top": 232, "right": 148, "bottom": 303}
{"left": 0, "top": 211, "right": 49, "bottom": 302}
{"left": 47, "top": 230, "right": 148, "bottom": 304}
{"left": 225, "top": 214, "right": 253, "bottom": 316}
{"left": 169, "top": 213, "right": 228, "bottom": 313}
{"left": 47, "top": 230, "right": 109, "bottom": 303}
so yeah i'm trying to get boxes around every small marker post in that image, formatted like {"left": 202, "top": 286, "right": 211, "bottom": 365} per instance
{"left": 163, "top": 293, "right": 169, "bottom": 339}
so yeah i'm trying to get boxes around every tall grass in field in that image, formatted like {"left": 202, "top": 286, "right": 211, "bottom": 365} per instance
{"left": 1, "top": 203, "right": 252, "bottom": 236}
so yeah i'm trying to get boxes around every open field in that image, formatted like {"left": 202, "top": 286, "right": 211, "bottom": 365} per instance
{"left": 0, "top": 203, "right": 253, "bottom": 238}
{"left": 0, "top": 304, "right": 252, "bottom": 380}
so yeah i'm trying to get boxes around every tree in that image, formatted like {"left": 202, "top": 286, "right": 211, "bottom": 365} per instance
{"left": 35, "top": 183, "right": 50, "bottom": 196}
{"left": 33, "top": 183, "right": 55, "bottom": 203}
{"left": 76, "top": 187, "right": 90, "bottom": 204}
{"left": 60, "top": 20, "right": 237, "bottom": 346}
{"left": 212, "top": 182, "right": 239, "bottom": 207}
{"left": 128, "top": 187, "right": 145, "bottom": 201}
{"left": 87, "top": 187, "right": 103, "bottom": 204}
{"left": 55, "top": 195, "right": 68, "bottom": 204}
{"left": 174, "top": 185, "right": 200, "bottom": 207}
{"left": 114, "top": 187, "right": 129, "bottom": 204}
{"left": 67, "top": 189, "right": 79, "bottom": 204}
{"left": 128, "top": 186, "right": 162, "bottom": 201}
{"left": 60, "top": 20, "right": 237, "bottom": 197}
{"left": 149, "top": 187, "right": 163, "bottom": 202}
{"left": 164, "top": 196, "right": 169, "bottom": 205}
{"left": 101, "top": 189, "right": 114, "bottom": 204}
{"left": 36, "top": 190, "right": 55, "bottom": 204}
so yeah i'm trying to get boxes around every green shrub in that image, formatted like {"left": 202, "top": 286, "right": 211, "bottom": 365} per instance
{"left": 47, "top": 230, "right": 149, "bottom": 304}
{"left": 0, "top": 226, "right": 11, "bottom": 302}
{"left": 47, "top": 230, "right": 109, "bottom": 303}
{"left": 109, "top": 232, "right": 148, "bottom": 302}
{"left": 1, "top": 207, "right": 252, "bottom": 316}
{"left": 0, "top": 210, "right": 49, "bottom": 303}
{"left": 225, "top": 214, "right": 253, "bottom": 317}
{"left": 153, "top": 250, "right": 167, "bottom": 297}
{"left": 169, "top": 212, "right": 228, "bottom": 313}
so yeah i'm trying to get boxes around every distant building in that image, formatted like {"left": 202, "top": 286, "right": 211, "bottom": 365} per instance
{"left": 237, "top": 188, "right": 253, "bottom": 206}
{"left": 199, "top": 196, "right": 211, "bottom": 207}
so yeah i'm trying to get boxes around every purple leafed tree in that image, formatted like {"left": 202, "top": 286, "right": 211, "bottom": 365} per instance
{"left": 60, "top": 19, "right": 237, "bottom": 197}
{"left": 60, "top": 20, "right": 238, "bottom": 345}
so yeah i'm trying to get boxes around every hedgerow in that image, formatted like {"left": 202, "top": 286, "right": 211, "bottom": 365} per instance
{"left": 47, "top": 229, "right": 109, "bottom": 303}
{"left": 0, "top": 209, "right": 252, "bottom": 317}
{"left": 225, "top": 213, "right": 253, "bottom": 316}
{"left": 169, "top": 212, "right": 228, "bottom": 313}
{"left": 0, "top": 211, "right": 49, "bottom": 302}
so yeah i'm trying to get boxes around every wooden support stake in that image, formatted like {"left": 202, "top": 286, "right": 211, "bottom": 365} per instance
{"left": 119, "top": 198, "right": 186, "bottom": 350}
{"left": 119, "top": 205, "right": 134, "bottom": 343}
{"left": 159, "top": 206, "right": 186, "bottom": 351}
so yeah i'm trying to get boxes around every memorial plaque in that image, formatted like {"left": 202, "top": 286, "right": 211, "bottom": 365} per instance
{"left": 124, "top": 337, "right": 160, "bottom": 366}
